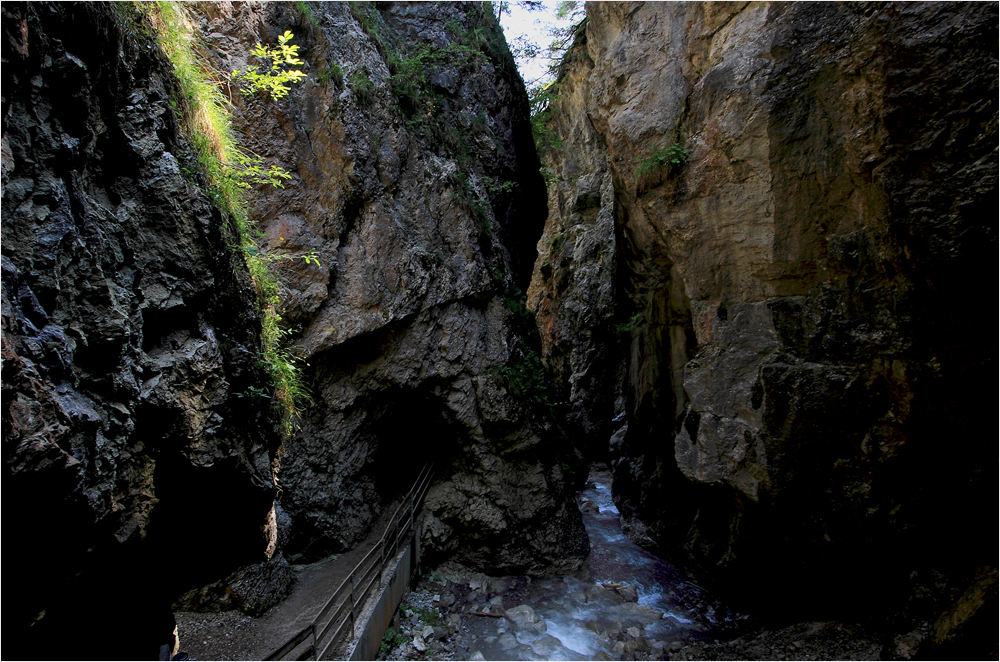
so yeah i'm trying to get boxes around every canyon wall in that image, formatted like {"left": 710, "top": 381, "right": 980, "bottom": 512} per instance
{"left": 189, "top": 1, "right": 588, "bottom": 575}
{"left": 4, "top": 1, "right": 996, "bottom": 657}
{"left": 2, "top": 3, "right": 283, "bottom": 657}
{"left": 529, "top": 1, "right": 997, "bottom": 656}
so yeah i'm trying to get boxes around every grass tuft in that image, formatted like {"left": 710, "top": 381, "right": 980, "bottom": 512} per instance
{"left": 144, "top": 1, "right": 310, "bottom": 442}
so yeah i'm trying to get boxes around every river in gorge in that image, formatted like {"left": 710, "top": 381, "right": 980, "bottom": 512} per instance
{"left": 430, "top": 466, "right": 744, "bottom": 661}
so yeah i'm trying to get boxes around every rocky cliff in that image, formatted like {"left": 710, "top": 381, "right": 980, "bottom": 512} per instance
{"left": 2, "top": 3, "right": 283, "bottom": 658}
{"left": 186, "top": 1, "right": 588, "bottom": 575}
{"left": 529, "top": 1, "right": 997, "bottom": 656}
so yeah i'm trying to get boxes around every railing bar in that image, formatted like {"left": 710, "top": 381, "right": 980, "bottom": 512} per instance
{"left": 416, "top": 467, "right": 432, "bottom": 495}
{"left": 320, "top": 619, "right": 353, "bottom": 662}
{"left": 354, "top": 537, "right": 384, "bottom": 570}
{"left": 315, "top": 533, "right": 383, "bottom": 625}
{"left": 416, "top": 469, "right": 434, "bottom": 502}
{"left": 380, "top": 464, "right": 431, "bottom": 541}
{"left": 312, "top": 596, "right": 347, "bottom": 642}
{"left": 415, "top": 463, "right": 433, "bottom": 490}
{"left": 350, "top": 573, "right": 357, "bottom": 631}
{"left": 358, "top": 552, "right": 381, "bottom": 586}
{"left": 381, "top": 483, "right": 419, "bottom": 542}
{"left": 312, "top": 577, "right": 354, "bottom": 626}
{"left": 359, "top": 566, "right": 380, "bottom": 606}
{"left": 395, "top": 515, "right": 413, "bottom": 540}
{"left": 266, "top": 463, "right": 434, "bottom": 661}
{"left": 316, "top": 598, "right": 352, "bottom": 645}
{"left": 265, "top": 625, "right": 314, "bottom": 661}
{"left": 419, "top": 469, "right": 434, "bottom": 496}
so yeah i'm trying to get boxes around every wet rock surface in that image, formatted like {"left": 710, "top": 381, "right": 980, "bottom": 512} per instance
{"left": 533, "top": 3, "right": 997, "bottom": 655}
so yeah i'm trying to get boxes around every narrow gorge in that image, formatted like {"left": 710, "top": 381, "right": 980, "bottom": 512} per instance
{"left": 2, "top": 2, "right": 996, "bottom": 661}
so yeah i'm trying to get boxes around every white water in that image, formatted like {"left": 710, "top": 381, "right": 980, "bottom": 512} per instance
{"left": 468, "top": 468, "right": 736, "bottom": 660}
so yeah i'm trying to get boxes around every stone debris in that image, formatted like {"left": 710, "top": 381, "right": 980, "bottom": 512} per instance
{"left": 602, "top": 581, "right": 640, "bottom": 603}
{"left": 503, "top": 604, "right": 547, "bottom": 634}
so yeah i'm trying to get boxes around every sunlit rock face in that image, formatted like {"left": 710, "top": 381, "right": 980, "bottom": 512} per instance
{"left": 2, "top": 3, "right": 281, "bottom": 657}
{"left": 190, "top": 1, "right": 588, "bottom": 575}
{"left": 532, "top": 1, "right": 996, "bottom": 655}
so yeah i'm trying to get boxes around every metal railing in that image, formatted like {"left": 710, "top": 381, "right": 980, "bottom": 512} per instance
{"left": 266, "top": 463, "right": 435, "bottom": 661}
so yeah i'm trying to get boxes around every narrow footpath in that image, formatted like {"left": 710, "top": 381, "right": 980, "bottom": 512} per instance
{"left": 174, "top": 500, "right": 402, "bottom": 661}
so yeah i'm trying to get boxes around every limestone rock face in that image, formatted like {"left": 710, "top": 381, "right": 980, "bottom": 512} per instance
{"left": 532, "top": 1, "right": 996, "bottom": 653}
{"left": 189, "top": 2, "right": 587, "bottom": 574}
{"left": 1, "top": 3, "right": 281, "bottom": 658}
{"left": 525, "top": 26, "right": 622, "bottom": 460}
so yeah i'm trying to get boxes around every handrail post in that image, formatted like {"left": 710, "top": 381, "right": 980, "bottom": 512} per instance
{"left": 311, "top": 623, "right": 318, "bottom": 661}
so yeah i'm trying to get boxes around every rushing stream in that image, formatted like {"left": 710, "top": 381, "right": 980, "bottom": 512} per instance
{"left": 456, "top": 467, "right": 739, "bottom": 661}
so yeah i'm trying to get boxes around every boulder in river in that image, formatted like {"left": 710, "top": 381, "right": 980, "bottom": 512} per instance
{"left": 504, "top": 604, "right": 547, "bottom": 634}
{"left": 498, "top": 633, "right": 519, "bottom": 651}
{"left": 530, "top": 634, "right": 563, "bottom": 657}
{"left": 602, "top": 581, "right": 640, "bottom": 603}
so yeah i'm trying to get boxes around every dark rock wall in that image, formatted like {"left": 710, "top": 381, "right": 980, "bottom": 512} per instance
{"left": 530, "top": 1, "right": 997, "bottom": 655}
{"left": 186, "top": 1, "right": 588, "bottom": 575}
{"left": 2, "top": 4, "right": 281, "bottom": 658}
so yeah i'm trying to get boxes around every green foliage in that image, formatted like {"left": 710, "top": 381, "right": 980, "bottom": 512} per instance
{"left": 259, "top": 304, "right": 314, "bottom": 440}
{"left": 350, "top": 1, "right": 381, "bottom": 36}
{"left": 490, "top": 352, "right": 552, "bottom": 413}
{"left": 378, "top": 627, "right": 406, "bottom": 658}
{"left": 507, "top": 0, "right": 586, "bottom": 87}
{"left": 232, "top": 152, "right": 293, "bottom": 189}
{"left": 539, "top": 166, "right": 557, "bottom": 189}
{"left": 529, "top": 81, "right": 562, "bottom": 155}
{"left": 482, "top": 176, "right": 517, "bottom": 196}
{"left": 401, "top": 602, "right": 441, "bottom": 625}
{"left": 414, "top": 605, "right": 441, "bottom": 625}
{"left": 470, "top": 197, "right": 493, "bottom": 237}
{"left": 467, "top": 4, "right": 517, "bottom": 73}
{"left": 231, "top": 31, "right": 306, "bottom": 100}
{"left": 250, "top": 247, "right": 322, "bottom": 268}
{"left": 389, "top": 41, "right": 485, "bottom": 121}
{"left": 503, "top": 289, "right": 537, "bottom": 340}
{"left": 635, "top": 120, "right": 689, "bottom": 184}
{"left": 615, "top": 313, "right": 644, "bottom": 337}
{"left": 294, "top": 1, "right": 317, "bottom": 26}
{"left": 318, "top": 61, "right": 344, "bottom": 87}
{"left": 635, "top": 140, "right": 689, "bottom": 179}
{"left": 109, "top": 2, "right": 155, "bottom": 44}
{"left": 490, "top": 288, "right": 555, "bottom": 417}
{"left": 147, "top": 3, "right": 249, "bottom": 231}
{"left": 146, "top": 3, "right": 313, "bottom": 443}
{"left": 349, "top": 66, "right": 376, "bottom": 106}
{"left": 350, "top": 1, "right": 396, "bottom": 66}
{"left": 555, "top": 0, "right": 582, "bottom": 20}
{"left": 550, "top": 232, "right": 567, "bottom": 253}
